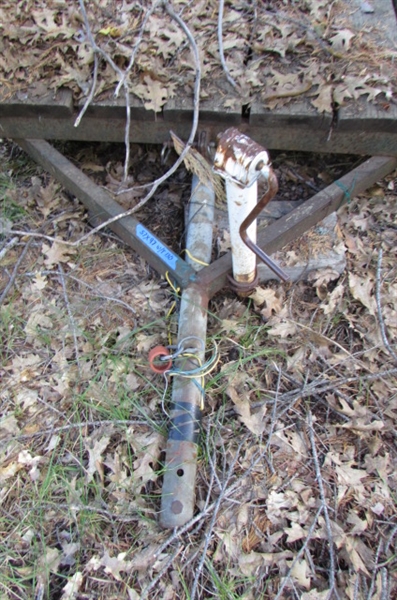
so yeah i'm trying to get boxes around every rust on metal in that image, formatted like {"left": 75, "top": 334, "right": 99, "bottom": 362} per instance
{"left": 213, "top": 127, "right": 270, "bottom": 187}
{"left": 239, "top": 168, "right": 290, "bottom": 283}
{"left": 227, "top": 272, "right": 260, "bottom": 296}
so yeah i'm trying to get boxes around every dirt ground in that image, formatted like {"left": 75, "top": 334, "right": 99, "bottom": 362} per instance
{"left": 1, "top": 139, "right": 397, "bottom": 600}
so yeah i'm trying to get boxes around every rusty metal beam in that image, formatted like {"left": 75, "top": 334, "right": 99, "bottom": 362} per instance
{"left": 13, "top": 141, "right": 397, "bottom": 299}
{"left": 15, "top": 138, "right": 196, "bottom": 289}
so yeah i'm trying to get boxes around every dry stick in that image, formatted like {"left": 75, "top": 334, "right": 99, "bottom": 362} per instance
{"left": 74, "top": 52, "right": 99, "bottom": 128}
{"left": 189, "top": 434, "right": 250, "bottom": 600}
{"left": 375, "top": 247, "right": 397, "bottom": 364}
{"left": 276, "top": 367, "right": 397, "bottom": 406}
{"left": 384, "top": 523, "right": 397, "bottom": 555}
{"left": 380, "top": 568, "right": 389, "bottom": 600}
{"left": 58, "top": 264, "right": 81, "bottom": 373}
{"left": 0, "top": 236, "right": 19, "bottom": 261}
{"left": 218, "top": 0, "right": 238, "bottom": 89}
{"left": 61, "top": 273, "right": 137, "bottom": 315}
{"left": 77, "top": 0, "right": 133, "bottom": 180}
{"left": 367, "top": 537, "right": 384, "bottom": 600}
{"left": 353, "top": 573, "right": 361, "bottom": 600}
{"left": 7, "top": 419, "right": 151, "bottom": 444}
{"left": 16, "top": 2, "right": 202, "bottom": 252}
{"left": 263, "top": 364, "right": 282, "bottom": 473}
{"left": 114, "top": 0, "right": 163, "bottom": 97}
{"left": 114, "top": 0, "right": 202, "bottom": 198}
{"left": 43, "top": 502, "right": 152, "bottom": 522}
{"left": 274, "top": 506, "right": 323, "bottom": 600}
{"left": 0, "top": 238, "right": 33, "bottom": 306}
{"left": 307, "top": 410, "right": 340, "bottom": 600}
{"left": 140, "top": 545, "right": 182, "bottom": 600}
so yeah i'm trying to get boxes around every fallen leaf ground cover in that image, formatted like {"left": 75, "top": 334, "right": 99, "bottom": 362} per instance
{"left": 0, "top": 0, "right": 395, "bottom": 114}
{"left": 1, "top": 140, "right": 397, "bottom": 599}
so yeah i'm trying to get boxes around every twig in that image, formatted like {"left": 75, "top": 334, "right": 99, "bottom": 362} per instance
{"left": 367, "top": 537, "right": 384, "bottom": 600}
{"left": 74, "top": 53, "right": 99, "bottom": 128}
{"left": 0, "top": 238, "right": 33, "bottom": 307}
{"left": 353, "top": 573, "right": 361, "bottom": 600}
{"left": 307, "top": 410, "right": 339, "bottom": 600}
{"left": 273, "top": 367, "right": 397, "bottom": 408}
{"left": 274, "top": 506, "right": 323, "bottom": 600}
{"left": 0, "top": 236, "right": 19, "bottom": 261}
{"left": 38, "top": 502, "right": 153, "bottom": 522}
{"left": 140, "top": 545, "right": 182, "bottom": 600}
{"left": 375, "top": 247, "right": 397, "bottom": 364}
{"left": 6, "top": 419, "right": 152, "bottom": 443}
{"left": 58, "top": 264, "right": 81, "bottom": 373}
{"left": 77, "top": 0, "right": 124, "bottom": 79}
{"left": 59, "top": 272, "right": 137, "bottom": 314}
{"left": 77, "top": 0, "right": 134, "bottom": 179}
{"left": 24, "top": 0, "right": 202, "bottom": 248}
{"left": 384, "top": 523, "right": 397, "bottom": 554}
{"left": 218, "top": 0, "right": 238, "bottom": 89}
{"left": 114, "top": 1, "right": 162, "bottom": 97}
{"left": 380, "top": 568, "right": 389, "bottom": 600}
{"left": 113, "top": 0, "right": 202, "bottom": 201}
{"left": 263, "top": 364, "right": 282, "bottom": 473}
{"left": 189, "top": 434, "right": 250, "bottom": 600}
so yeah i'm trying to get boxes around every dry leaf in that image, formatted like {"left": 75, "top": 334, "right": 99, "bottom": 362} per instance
{"left": 61, "top": 572, "right": 83, "bottom": 600}
{"left": 329, "top": 29, "right": 355, "bottom": 52}
{"left": 134, "top": 76, "right": 169, "bottom": 112}
{"left": 226, "top": 385, "right": 267, "bottom": 435}
{"left": 38, "top": 547, "right": 61, "bottom": 575}
{"left": 311, "top": 84, "right": 333, "bottom": 113}
{"left": 284, "top": 521, "right": 306, "bottom": 543}
{"left": 289, "top": 557, "right": 311, "bottom": 590}
{"left": 31, "top": 272, "right": 48, "bottom": 291}
{"left": 0, "top": 461, "right": 23, "bottom": 483}
{"left": 249, "top": 287, "right": 284, "bottom": 319}
{"left": 335, "top": 462, "right": 368, "bottom": 486}
{"left": 85, "top": 436, "right": 111, "bottom": 482}
{"left": 130, "top": 431, "right": 163, "bottom": 483}
{"left": 101, "top": 551, "right": 131, "bottom": 581}
{"left": 42, "top": 240, "right": 76, "bottom": 268}
{"left": 348, "top": 272, "right": 376, "bottom": 315}
{"left": 320, "top": 283, "right": 345, "bottom": 315}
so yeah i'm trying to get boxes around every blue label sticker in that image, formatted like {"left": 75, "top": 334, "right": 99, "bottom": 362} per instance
{"left": 136, "top": 224, "right": 178, "bottom": 270}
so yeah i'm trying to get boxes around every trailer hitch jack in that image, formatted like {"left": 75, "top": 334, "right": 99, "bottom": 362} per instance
{"left": 214, "top": 128, "right": 289, "bottom": 292}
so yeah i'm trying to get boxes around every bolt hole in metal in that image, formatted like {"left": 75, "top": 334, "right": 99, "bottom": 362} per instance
{"left": 177, "top": 468, "right": 184, "bottom": 477}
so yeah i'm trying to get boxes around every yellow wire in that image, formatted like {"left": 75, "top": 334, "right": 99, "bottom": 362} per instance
{"left": 165, "top": 271, "right": 181, "bottom": 294}
{"left": 181, "top": 248, "right": 209, "bottom": 267}
{"left": 165, "top": 271, "right": 181, "bottom": 346}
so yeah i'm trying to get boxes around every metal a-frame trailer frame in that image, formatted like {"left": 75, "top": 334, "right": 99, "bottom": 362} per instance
{"left": 14, "top": 135, "right": 397, "bottom": 528}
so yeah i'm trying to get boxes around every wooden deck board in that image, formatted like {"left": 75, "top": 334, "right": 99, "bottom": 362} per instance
{"left": 1, "top": 1, "right": 396, "bottom": 152}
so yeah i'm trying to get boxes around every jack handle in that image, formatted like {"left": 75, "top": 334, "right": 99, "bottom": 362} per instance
{"left": 239, "top": 168, "right": 290, "bottom": 283}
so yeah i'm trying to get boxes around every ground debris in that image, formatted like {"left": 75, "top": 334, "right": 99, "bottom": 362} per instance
{"left": 1, "top": 140, "right": 397, "bottom": 599}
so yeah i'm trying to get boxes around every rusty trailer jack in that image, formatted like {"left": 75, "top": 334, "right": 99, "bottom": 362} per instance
{"left": 15, "top": 136, "right": 397, "bottom": 529}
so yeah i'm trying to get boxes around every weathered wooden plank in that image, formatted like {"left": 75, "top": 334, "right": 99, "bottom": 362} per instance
{"left": 348, "top": 0, "right": 397, "bottom": 47}
{"left": 337, "top": 0, "right": 397, "bottom": 131}
{"left": 76, "top": 94, "right": 155, "bottom": 121}
{"left": 338, "top": 101, "right": 397, "bottom": 133}
{"left": 0, "top": 88, "right": 73, "bottom": 118}
{"left": 15, "top": 139, "right": 196, "bottom": 289}
{"left": 164, "top": 88, "right": 242, "bottom": 125}
{"left": 2, "top": 115, "right": 173, "bottom": 143}
{"left": 196, "top": 155, "right": 397, "bottom": 297}
{"left": 2, "top": 111, "right": 397, "bottom": 155}
{"left": 250, "top": 100, "right": 332, "bottom": 130}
